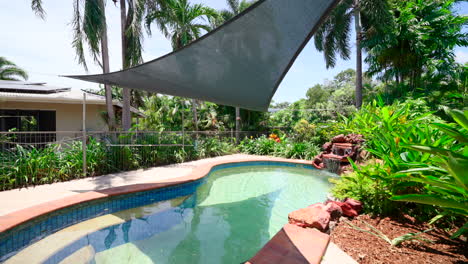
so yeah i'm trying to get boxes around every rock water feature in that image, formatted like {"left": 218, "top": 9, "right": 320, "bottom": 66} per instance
{"left": 312, "top": 134, "right": 365, "bottom": 174}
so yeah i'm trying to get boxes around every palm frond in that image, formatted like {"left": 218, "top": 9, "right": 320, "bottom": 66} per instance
{"left": 31, "top": 0, "right": 46, "bottom": 19}
{"left": 239, "top": 0, "right": 256, "bottom": 12}
{"left": 71, "top": 0, "right": 88, "bottom": 71}
{"left": 83, "top": 0, "right": 105, "bottom": 67}
{"left": 314, "top": 0, "right": 353, "bottom": 68}
{"left": 0, "top": 57, "right": 28, "bottom": 81}
{"left": 227, "top": 0, "right": 240, "bottom": 14}
{"left": 124, "top": 0, "right": 145, "bottom": 67}
{"left": 146, "top": 0, "right": 215, "bottom": 50}
{"left": 0, "top": 68, "right": 29, "bottom": 81}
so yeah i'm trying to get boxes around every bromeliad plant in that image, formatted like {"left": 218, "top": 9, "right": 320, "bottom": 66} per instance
{"left": 391, "top": 109, "right": 468, "bottom": 238}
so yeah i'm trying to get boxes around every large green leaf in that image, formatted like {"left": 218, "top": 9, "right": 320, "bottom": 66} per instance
{"left": 405, "top": 145, "right": 465, "bottom": 159}
{"left": 401, "top": 175, "right": 467, "bottom": 195}
{"left": 449, "top": 109, "right": 468, "bottom": 131}
{"left": 444, "top": 154, "right": 468, "bottom": 191}
{"left": 431, "top": 123, "right": 468, "bottom": 144}
{"left": 391, "top": 194, "right": 468, "bottom": 213}
{"left": 396, "top": 166, "right": 447, "bottom": 174}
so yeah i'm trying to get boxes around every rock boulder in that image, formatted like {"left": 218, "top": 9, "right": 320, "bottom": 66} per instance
{"left": 288, "top": 203, "right": 330, "bottom": 232}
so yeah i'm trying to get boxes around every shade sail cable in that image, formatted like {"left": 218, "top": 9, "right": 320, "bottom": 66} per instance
{"left": 65, "top": 0, "right": 339, "bottom": 111}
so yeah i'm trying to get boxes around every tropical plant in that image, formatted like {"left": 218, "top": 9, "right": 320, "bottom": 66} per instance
{"left": 314, "top": 0, "right": 393, "bottom": 108}
{"left": 329, "top": 98, "right": 454, "bottom": 214}
{"left": 31, "top": 0, "right": 117, "bottom": 130}
{"left": 209, "top": 0, "right": 256, "bottom": 28}
{"left": 145, "top": 0, "right": 216, "bottom": 132}
{"left": 293, "top": 120, "right": 317, "bottom": 142}
{"left": 238, "top": 135, "right": 320, "bottom": 160}
{"left": 391, "top": 109, "right": 468, "bottom": 238}
{"left": 330, "top": 160, "right": 395, "bottom": 215}
{"left": 117, "top": 0, "right": 150, "bottom": 131}
{"left": 145, "top": 0, "right": 214, "bottom": 50}
{"left": 365, "top": 0, "right": 468, "bottom": 89}
{"left": 0, "top": 57, "right": 28, "bottom": 81}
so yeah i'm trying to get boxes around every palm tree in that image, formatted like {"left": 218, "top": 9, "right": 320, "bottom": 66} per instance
{"left": 314, "top": 0, "right": 392, "bottom": 108}
{"left": 117, "top": 0, "right": 148, "bottom": 131}
{"left": 212, "top": 0, "right": 257, "bottom": 141}
{"left": 145, "top": 0, "right": 216, "bottom": 131}
{"left": 0, "top": 57, "right": 28, "bottom": 81}
{"left": 31, "top": 0, "right": 117, "bottom": 130}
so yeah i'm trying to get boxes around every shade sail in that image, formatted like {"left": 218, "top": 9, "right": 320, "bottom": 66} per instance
{"left": 67, "top": 0, "right": 338, "bottom": 111}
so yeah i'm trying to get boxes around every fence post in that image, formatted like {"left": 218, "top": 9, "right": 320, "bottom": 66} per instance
{"left": 235, "top": 107, "right": 240, "bottom": 143}
{"left": 82, "top": 93, "right": 87, "bottom": 177}
{"left": 182, "top": 111, "right": 185, "bottom": 151}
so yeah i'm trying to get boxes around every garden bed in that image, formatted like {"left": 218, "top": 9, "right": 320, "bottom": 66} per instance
{"left": 331, "top": 214, "right": 467, "bottom": 264}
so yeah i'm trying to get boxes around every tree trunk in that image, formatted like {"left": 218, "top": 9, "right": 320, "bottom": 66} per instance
{"left": 120, "top": 0, "right": 132, "bottom": 131}
{"left": 354, "top": 0, "right": 363, "bottom": 109}
{"left": 100, "top": 0, "right": 116, "bottom": 130}
{"left": 235, "top": 107, "right": 240, "bottom": 143}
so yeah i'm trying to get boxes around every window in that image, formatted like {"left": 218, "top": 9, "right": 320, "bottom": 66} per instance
{"left": 0, "top": 109, "right": 56, "bottom": 146}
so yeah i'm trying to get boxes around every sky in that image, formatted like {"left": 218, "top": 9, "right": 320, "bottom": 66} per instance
{"left": 1, "top": 1, "right": 467, "bottom": 104}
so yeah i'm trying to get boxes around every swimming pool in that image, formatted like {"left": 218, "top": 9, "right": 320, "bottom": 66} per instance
{"left": 1, "top": 161, "right": 333, "bottom": 263}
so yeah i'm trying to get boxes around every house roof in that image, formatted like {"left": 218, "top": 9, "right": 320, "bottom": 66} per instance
{"left": 0, "top": 80, "right": 144, "bottom": 116}
{"left": 67, "top": 0, "right": 339, "bottom": 112}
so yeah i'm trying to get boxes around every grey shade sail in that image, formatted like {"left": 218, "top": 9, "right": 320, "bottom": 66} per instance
{"left": 67, "top": 0, "right": 338, "bottom": 111}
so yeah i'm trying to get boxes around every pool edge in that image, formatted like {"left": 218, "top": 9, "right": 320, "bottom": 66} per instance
{"left": 0, "top": 157, "right": 316, "bottom": 233}
{"left": 0, "top": 156, "right": 330, "bottom": 264}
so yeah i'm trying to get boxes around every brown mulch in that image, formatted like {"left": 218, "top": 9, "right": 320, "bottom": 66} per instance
{"left": 331, "top": 214, "right": 468, "bottom": 264}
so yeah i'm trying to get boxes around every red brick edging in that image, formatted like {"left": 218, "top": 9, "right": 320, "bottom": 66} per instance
{"left": 0, "top": 156, "right": 329, "bottom": 263}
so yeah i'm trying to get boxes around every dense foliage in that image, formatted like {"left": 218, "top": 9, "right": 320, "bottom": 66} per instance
{"left": 330, "top": 99, "right": 467, "bottom": 237}
{"left": 0, "top": 135, "right": 237, "bottom": 191}
{"left": 238, "top": 134, "right": 320, "bottom": 160}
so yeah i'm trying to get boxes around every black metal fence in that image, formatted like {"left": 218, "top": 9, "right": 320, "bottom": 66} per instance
{"left": 0, "top": 130, "right": 268, "bottom": 190}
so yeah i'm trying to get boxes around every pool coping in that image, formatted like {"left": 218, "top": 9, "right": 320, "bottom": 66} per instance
{"left": 0, "top": 156, "right": 330, "bottom": 264}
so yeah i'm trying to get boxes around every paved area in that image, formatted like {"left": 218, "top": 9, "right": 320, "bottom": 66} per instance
{"left": 0, "top": 154, "right": 260, "bottom": 216}
{"left": 322, "top": 242, "right": 358, "bottom": 264}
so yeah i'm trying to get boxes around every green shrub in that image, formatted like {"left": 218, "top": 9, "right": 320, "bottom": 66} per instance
{"left": 195, "top": 137, "right": 237, "bottom": 159}
{"left": 330, "top": 100, "right": 466, "bottom": 234}
{"left": 390, "top": 109, "right": 468, "bottom": 238}
{"left": 330, "top": 161, "right": 397, "bottom": 215}
{"left": 239, "top": 136, "right": 320, "bottom": 160}
{"left": 3, "top": 145, "right": 62, "bottom": 187}
{"left": 293, "top": 120, "right": 317, "bottom": 142}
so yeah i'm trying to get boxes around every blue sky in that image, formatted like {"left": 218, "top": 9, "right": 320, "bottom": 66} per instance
{"left": 1, "top": 1, "right": 467, "bottom": 103}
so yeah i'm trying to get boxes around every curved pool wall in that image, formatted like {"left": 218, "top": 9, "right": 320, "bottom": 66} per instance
{"left": 0, "top": 160, "right": 326, "bottom": 262}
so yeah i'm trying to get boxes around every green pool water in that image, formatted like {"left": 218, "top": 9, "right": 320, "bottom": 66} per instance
{"left": 9, "top": 165, "right": 333, "bottom": 264}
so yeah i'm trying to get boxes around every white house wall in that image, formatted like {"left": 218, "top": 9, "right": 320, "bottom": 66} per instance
{"left": 0, "top": 101, "right": 108, "bottom": 142}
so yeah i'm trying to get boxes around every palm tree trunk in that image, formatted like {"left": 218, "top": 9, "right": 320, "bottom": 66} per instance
{"left": 235, "top": 107, "right": 240, "bottom": 143}
{"left": 120, "top": 0, "right": 132, "bottom": 131}
{"left": 354, "top": 0, "right": 363, "bottom": 109}
{"left": 100, "top": 0, "right": 116, "bottom": 130}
